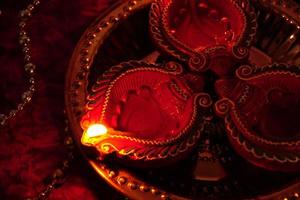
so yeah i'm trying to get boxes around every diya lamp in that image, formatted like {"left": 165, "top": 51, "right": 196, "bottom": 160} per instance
{"left": 215, "top": 64, "right": 300, "bottom": 172}
{"left": 80, "top": 61, "right": 212, "bottom": 167}
{"left": 149, "top": 0, "right": 257, "bottom": 77}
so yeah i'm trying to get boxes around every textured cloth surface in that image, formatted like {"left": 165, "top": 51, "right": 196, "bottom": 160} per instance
{"left": 0, "top": 0, "right": 122, "bottom": 199}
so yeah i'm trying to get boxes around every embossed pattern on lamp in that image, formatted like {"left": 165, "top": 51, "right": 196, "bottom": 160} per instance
{"left": 149, "top": 0, "right": 257, "bottom": 75}
{"left": 80, "top": 60, "right": 212, "bottom": 167}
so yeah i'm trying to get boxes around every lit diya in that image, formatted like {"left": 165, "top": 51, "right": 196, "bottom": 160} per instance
{"left": 215, "top": 64, "right": 300, "bottom": 172}
{"left": 149, "top": 0, "right": 257, "bottom": 76}
{"left": 80, "top": 61, "right": 212, "bottom": 167}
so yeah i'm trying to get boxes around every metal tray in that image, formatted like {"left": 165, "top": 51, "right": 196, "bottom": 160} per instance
{"left": 65, "top": 0, "right": 300, "bottom": 199}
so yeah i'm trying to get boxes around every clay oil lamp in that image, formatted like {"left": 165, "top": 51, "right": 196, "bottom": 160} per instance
{"left": 80, "top": 61, "right": 212, "bottom": 167}
{"left": 214, "top": 64, "right": 300, "bottom": 172}
{"left": 149, "top": 0, "right": 257, "bottom": 76}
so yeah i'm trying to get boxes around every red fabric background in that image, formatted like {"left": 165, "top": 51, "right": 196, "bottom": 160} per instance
{"left": 0, "top": 0, "right": 122, "bottom": 199}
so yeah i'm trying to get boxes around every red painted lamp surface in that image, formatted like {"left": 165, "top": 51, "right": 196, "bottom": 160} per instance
{"left": 215, "top": 64, "right": 300, "bottom": 172}
{"left": 80, "top": 61, "right": 212, "bottom": 167}
{"left": 165, "top": 0, "right": 243, "bottom": 50}
{"left": 150, "top": 0, "right": 256, "bottom": 76}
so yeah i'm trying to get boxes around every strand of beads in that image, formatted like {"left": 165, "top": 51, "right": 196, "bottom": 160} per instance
{"left": 1, "top": 1, "right": 76, "bottom": 199}
{"left": 25, "top": 118, "right": 76, "bottom": 200}
{"left": 0, "top": 0, "right": 41, "bottom": 126}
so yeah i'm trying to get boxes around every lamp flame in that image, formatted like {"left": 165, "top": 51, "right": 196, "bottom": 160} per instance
{"left": 86, "top": 124, "right": 108, "bottom": 138}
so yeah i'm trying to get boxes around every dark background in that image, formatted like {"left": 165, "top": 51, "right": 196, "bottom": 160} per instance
{"left": 0, "top": 0, "right": 124, "bottom": 199}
